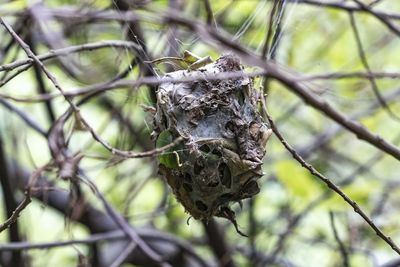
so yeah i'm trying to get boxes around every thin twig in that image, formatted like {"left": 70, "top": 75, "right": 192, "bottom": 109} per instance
{"left": 1, "top": 19, "right": 172, "bottom": 266}
{"left": 261, "top": 0, "right": 280, "bottom": 59}
{"left": 202, "top": 219, "right": 236, "bottom": 267}
{"left": 80, "top": 174, "right": 171, "bottom": 267}
{"left": 329, "top": 211, "right": 350, "bottom": 267}
{"left": 25, "top": 28, "right": 56, "bottom": 123}
{"left": 348, "top": 11, "right": 400, "bottom": 121}
{"left": 0, "top": 165, "right": 47, "bottom": 233}
{"left": 0, "top": 231, "right": 125, "bottom": 251}
{"left": 0, "top": 19, "right": 183, "bottom": 163}
{"left": 290, "top": 0, "right": 400, "bottom": 20}
{"left": 266, "top": 132, "right": 400, "bottom": 261}
{"left": 0, "top": 135, "right": 25, "bottom": 265}
{"left": 0, "top": 70, "right": 266, "bottom": 102}
{"left": 109, "top": 241, "right": 137, "bottom": 267}
{"left": 110, "top": 136, "right": 184, "bottom": 159}
{"left": 352, "top": 0, "right": 400, "bottom": 37}
{"left": 0, "top": 195, "right": 31, "bottom": 233}
{"left": 0, "top": 40, "right": 140, "bottom": 72}
{"left": 202, "top": 0, "right": 215, "bottom": 26}
{"left": 263, "top": 105, "right": 400, "bottom": 255}
{"left": 0, "top": 98, "right": 46, "bottom": 135}
{"left": 296, "top": 71, "right": 400, "bottom": 81}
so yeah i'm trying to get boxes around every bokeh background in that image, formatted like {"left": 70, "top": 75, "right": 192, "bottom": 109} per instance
{"left": 1, "top": 0, "right": 400, "bottom": 266}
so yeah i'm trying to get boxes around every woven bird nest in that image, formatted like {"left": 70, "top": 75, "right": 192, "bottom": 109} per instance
{"left": 153, "top": 54, "right": 272, "bottom": 235}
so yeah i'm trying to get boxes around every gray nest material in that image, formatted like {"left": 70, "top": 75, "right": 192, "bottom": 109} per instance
{"left": 153, "top": 54, "right": 272, "bottom": 235}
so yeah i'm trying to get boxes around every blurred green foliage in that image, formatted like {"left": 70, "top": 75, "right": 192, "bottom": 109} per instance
{"left": 1, "top": 0, "right": 400, "bottom": 266}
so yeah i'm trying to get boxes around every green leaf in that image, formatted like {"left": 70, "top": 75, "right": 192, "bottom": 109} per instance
{"left": 156, "top": 130, "right": 180, "bottom": 169}
{"left": 275, "top": 160, "right": 321, "bottom": 201}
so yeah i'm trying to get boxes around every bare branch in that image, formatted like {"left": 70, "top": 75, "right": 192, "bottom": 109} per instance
{"left": 329, "top": 212, "right": 350, "bottom": 267}
{"left": 202, "top": 0, "right": 215, "bottom": 26}
{"left": 263, "top": 105, "right": 400, "bottom": 255}
{"left": 291, "top": 0, "right": 400, "bottom": 20}
{"left": 0, "top": 164, "right": 47, "bottom": 233}
{"left": 0, "top": 40, "right": 140, "bottom": 72}
{"left": 0, "top": 231, "right": 123, "bottom": 251}
{"left": 295, "top": 71, "right": 400, "bottom": 81}
{"left": 348, "top": 11, "right": 400, "bottom": 121}
{"left": 0, "top": 70, "right": 266, "bottom": 102}
{"left": 352, "top": 0, "right": 400, "bottom": 37}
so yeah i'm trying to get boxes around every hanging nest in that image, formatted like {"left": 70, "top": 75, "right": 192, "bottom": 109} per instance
{"left": 153, "top": 54, "right": 272, "bottom": 235}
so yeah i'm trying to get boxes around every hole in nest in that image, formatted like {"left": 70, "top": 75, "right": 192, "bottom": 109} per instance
{"left": 242, "top": 180, "right": 260, "bottom": 196}
{"left": 225, "top": 121, "right": 234, "bottom": 131}
{"left": 183, "top": 173, "right": 192, "bottom": 183}
{"left": 220, "top": 193, "right": 234, "bottom": 198}
{"left": 183, "top": 183, "right": 193, "bottom": 192}
{"left": 219, "top": 163, "right": 232, "bottom": 188}
{"left": 194, "top": 161, "right": 203, "bottom": 175}
{"left": 195, "top": 200, "right": 208, "bottom": 211}
{"left": 211, "top": 149, "right": 222, "bottom": 157}
{"left": 235, "top": 90, "right": 245, "bottom": 105}
{"left": 199, "top": 144, "right": 211, "bottom": 153}
{"left": 207, "top": 180, "right": 219, "bottom": 187}
{"left": 202, "top": 106, "right": 212, "bottom": 115}
{"left": 218, "top": 193, "right": 234, "bottom": 202}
